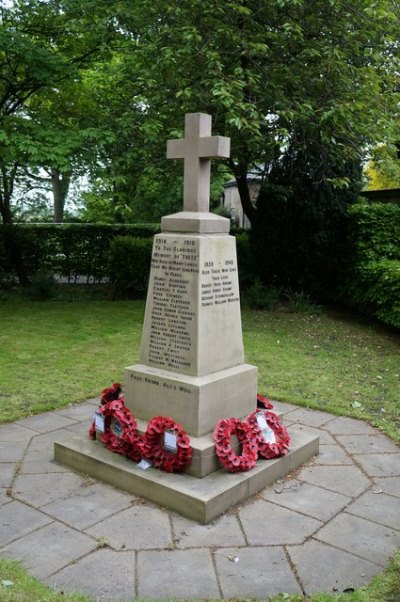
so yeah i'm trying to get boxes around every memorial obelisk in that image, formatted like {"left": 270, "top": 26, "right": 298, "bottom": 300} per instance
{"left": 124, "top": 112, "right": 258, "bottom": 441}
{"left": 55, "top": 113, "right": 319, "bottom": 523}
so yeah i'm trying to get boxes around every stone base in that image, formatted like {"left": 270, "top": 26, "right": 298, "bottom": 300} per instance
{"left": 124, "top": 363, "right": 258, "bottom": 438}
{"left": 161, "top": 211, "right": 230, "bottom": 233}
{"left": 54, "top": 427, "right": 319, "bottom": 524}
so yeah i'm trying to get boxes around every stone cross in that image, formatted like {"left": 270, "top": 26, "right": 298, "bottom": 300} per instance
{"left": 167, "top": 113, "right": 230, "bottom": 213}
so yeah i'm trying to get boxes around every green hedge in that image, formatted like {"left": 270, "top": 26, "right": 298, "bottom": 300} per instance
{"left": 0, "top": 223, "right": 159, "bottom": 283}
{"left": 345, "top": 202, "right": 400, "bottom": 328}
{"left": 109, "top": 236, "right": 153, "bottom": 298}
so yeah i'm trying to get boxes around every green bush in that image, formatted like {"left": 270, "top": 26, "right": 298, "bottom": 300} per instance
{"left": 344, "top": 202, "right": 400, "bottom": 328}
{"left": 109, "top": 236, "right": 153, "bottom": 298}
{"left": 0, "top": 223, "right": 160, "bottom": 284}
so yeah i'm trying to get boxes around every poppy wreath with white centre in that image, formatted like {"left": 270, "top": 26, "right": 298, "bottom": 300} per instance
{"left": 246, "top": 409, "right": 291, "bottom": 459}
{"left": 89, "top": 391, "right": 145, "bottom": 461}
{"left": 214, "top": 417, "right": 259, "bottom": 472}
{"left": 143, "top": 416, "right": 192, "bottom": 473}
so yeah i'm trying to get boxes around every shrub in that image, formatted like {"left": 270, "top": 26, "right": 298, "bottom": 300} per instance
{"left": 344, "top": 202, "right": 400, "bottom": 328}
{"left": 109, "top": 236, "right": 153, "bottom": 298}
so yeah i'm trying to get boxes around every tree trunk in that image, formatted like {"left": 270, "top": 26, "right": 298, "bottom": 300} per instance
{"left": 0, "top": 163, "right": 30, "bottom": 285}
{"left": 229, "top": 160, "right": 257, "bottom": 225}
{"left": 52, "top": 169, "right": 71, "bottom": 223}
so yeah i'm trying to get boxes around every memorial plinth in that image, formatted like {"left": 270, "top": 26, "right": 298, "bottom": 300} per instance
{"left": 55, "top": 113, "right": 319, "bottom": 521}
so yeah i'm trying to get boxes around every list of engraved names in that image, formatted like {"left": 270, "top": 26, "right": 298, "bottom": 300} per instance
{"left": 146, "top": 236, "right": 239, "bottom": 371}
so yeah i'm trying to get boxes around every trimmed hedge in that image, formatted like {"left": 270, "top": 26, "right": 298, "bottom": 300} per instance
{"left": 109, "top": 236, "right": 153, "bottom": 298}
{"left": 345, "top": 202, "right": 400, "bottom": 328}
{"left": 0, "top": 223, "right": 159, "bottom": 283}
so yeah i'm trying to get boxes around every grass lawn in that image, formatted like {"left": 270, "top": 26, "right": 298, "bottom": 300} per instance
{"left": 0, "top": 299, "right": 399, "bottom": 443}
{"left": 0, "top": 298, "right": 399, "bottom": 602}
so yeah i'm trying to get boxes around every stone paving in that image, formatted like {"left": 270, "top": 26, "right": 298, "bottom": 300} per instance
{"left": 1, "top": 399, "right": 400, "bottom": 601}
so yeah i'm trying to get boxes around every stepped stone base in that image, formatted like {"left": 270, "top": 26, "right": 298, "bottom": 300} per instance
{"left": 124, "top": 363, "right": 258, "bottom": 438}
{"left": 54, "top": 427, "right": 319, "bottom": 524}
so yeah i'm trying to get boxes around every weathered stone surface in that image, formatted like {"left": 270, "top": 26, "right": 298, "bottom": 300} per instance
{"left": 325, "top": 416, "right": 377, "bottom": 436}
{"left": 0, "top": 440, "right": 29, "bottom": 463}
{"left": 346, "top": 491, "right": 400, "bottom": 531}
{"left": 172, "top": 513, "right": 245, "bottom": 548}
{"left": 41, "top": 482, "right": 133, "bottom": 529}
{"left": 54, "top": 402, "right": 97, "bottom": 422}
{"left": 262, "top": 481, "right": 351, "bottom": 521}
{"left": 298, "top": 464, "right": 370, "bottom": 497}
{"left": 13, "top": 472, "right": 89, "bottom": 507}
{"left": 47, "top": 549, "right": 135, "bottom": 602}
{"left": 3, "top": 522, "right": 95, "bottom": 579}
{"left": 353, "top": 453, "right": 400, "bottom": 477}
{"left": 315, "top": 513, "right": 400, "bottom": 566}
{"left": 215, "top": 546, "right": 302, "bottom": 598}
{"left": 288, "top": 539, "right": 381, "bottom": 595}
{"left": 372, "top": 476, "right": 400, "bottom": 498}
{"left": 313, "top": 444, "right": 353, "bottom": 465}
{"left": 0, "top": 463, "right": 16, "bottom": 488}
{"left": 137, "top": 549, "right": 220, "bottom": 599}
{"left": 0, "top": 500, "right": 52, "bottom": 546}
{"left": 282, "top": 407, "right": 335, "bottom": 428}
{"left": 16, "top": 412, "right": 77, "bottom": 433}
{"left": 86, "top": 504, "right": 173, "bottom": 550}
{"left": 239, "top": 499, "right": 322, "bottom": 545}
{"left": 337, "top": 433, "right": 400, "bottom": 454}
{"left": 0, "top": 423, "right": 34, "bottom": 441}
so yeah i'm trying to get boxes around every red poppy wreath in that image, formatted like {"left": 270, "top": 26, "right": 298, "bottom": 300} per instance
{"left": 142, "top": 416, "right": 192, "bottom": 473}
{"left": 246, "top": 409, "right": 291, "bottom": 459}
{"left": 89, "top": 384, "right": 145, "bottom": 461}
{"left": 214, "top": 417, "right": 258, "bottom": 472}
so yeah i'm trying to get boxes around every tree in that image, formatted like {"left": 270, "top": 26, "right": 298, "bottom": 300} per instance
{"left": 111, "top": 0, "right": 399, "bottom": 224}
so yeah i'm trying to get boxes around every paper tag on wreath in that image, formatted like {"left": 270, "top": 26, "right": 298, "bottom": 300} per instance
{"left": 163, "top": 430, "right": 178, "bottom": 454}
{"left": 256, "top": 413, "right": 276, "bottom": 444}
{"left": 94, "top": 412, "right": 105, "bottom": 433}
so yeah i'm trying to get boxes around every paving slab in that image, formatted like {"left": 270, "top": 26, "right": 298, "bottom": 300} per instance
{"left": 262, "top": 480, "right": 351, "bottom": 522}
{"left": 373, "top": 476, "right": 400, "bottom": 498}
{"left": 288, "top": 539, "right": 382, "bottom": 595}
{"left": 298, "top": 464, "right": 371, "bottom": 497}
{"left": 86, "top": 504, "right": 173, "bottom": 550}
{"left": 0, "top": 500, "right": 52, "bottom": 546}
{"left": 137, "top": 548, "right": 220, "bottom": 599}
{"left": 0, "top": 440, "right": 29, "bottom": 463}
{"left": 239, "top": 498, "right": 322, "bottom": 545}
{"left": 281, "top": 407, "right": 335, "bottom": 428}
{"left": 2, "top": 521, "right": 96, "bottom": 580}
{"left": 15, "top": 412, "right": 78, "bottom": 433}
{"left": 337, "top": 433, "right": 400, "bottom": 454}
{"left": 353, "top": 452, "right": 400, "bottom": 477}
{"left": 0, "top": 423, "right": 35, "bottom": 441}
{"left": 41, "top": 482, "right": 134, "bottom": 530}
{"left": 315, "top": 512, "right": 400, "bottom": 566}
{"left": 13, "top": 471, "right": 91, "bottom": 507}
{"left": 325, "top": 416, "right": 378, "bottom": 436}
{"left": 0, "top": 489, "right": 11, "bottom": 506}
{"left": 0, "top": 463, "right": 16, "bottom": 488}
{"left": 346, "top": 491, "right": 400, "bottom": 531}
{"left": 47, "top": 549, "right": 135, "bottom": 602}
{"left": 215, "top": 546, "right": 302, "bottom": 598}
{"left": 171, "top": 512, "right": 245, "bottom": 548}
{"left": 313, "top": 443, "right": 353, "bottom": 465}
{"left": 54, "top": 402, "right": 99, "bottom": 422}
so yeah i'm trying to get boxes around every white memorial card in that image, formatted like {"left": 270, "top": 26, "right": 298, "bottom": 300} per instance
{"left": 94, "top": 412, "right": 105, "bottom": 433}
{"left": 163, "top": 430, "right": 178, "bottom": 453}
{"left": 137, "top": 459, "right": 153, "bottom": 470}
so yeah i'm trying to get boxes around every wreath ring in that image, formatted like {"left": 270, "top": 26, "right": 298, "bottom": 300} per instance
{"left": 143, "top": 416, "right": 192, "bottom": 473}
{"left": 214, "top": 417, "right": 258, "bottom": 472}
{"left": 246, "top": 409, "right": 291, "bottom": 459}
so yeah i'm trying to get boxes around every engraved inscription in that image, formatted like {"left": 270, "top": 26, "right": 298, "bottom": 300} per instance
{"left": 146, "top": 237, "right": 199, "bottom": 370}
{"left": 201, "top": 258, "right": 239, "bottom": 307}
